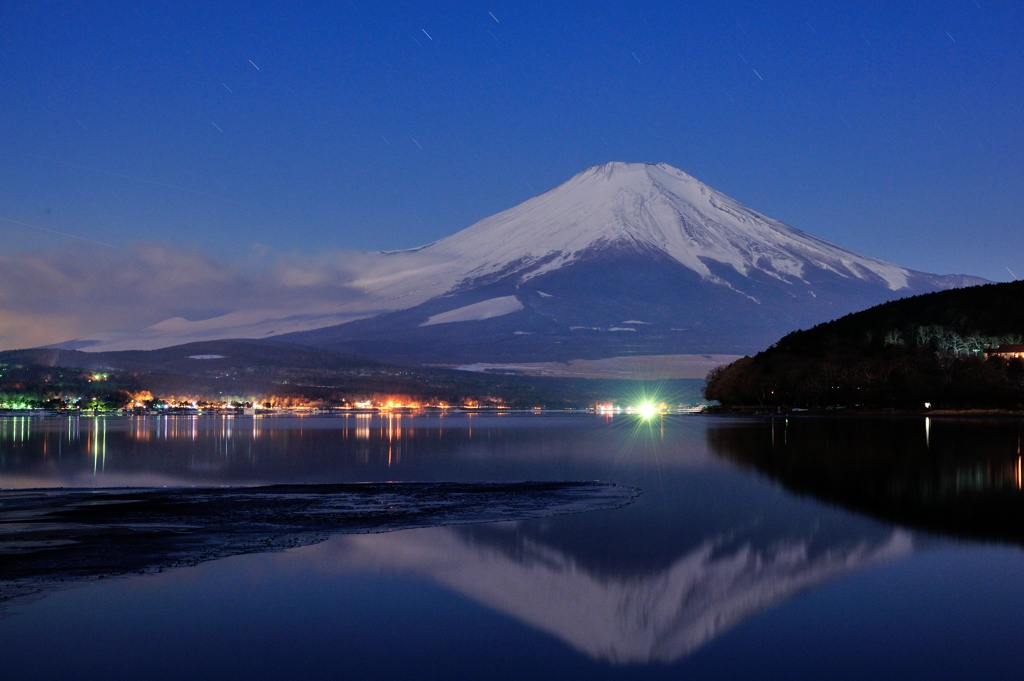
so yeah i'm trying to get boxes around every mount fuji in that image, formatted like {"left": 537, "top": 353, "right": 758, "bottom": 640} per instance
{"left": 278, "top": 162, "right": 983, "bottom": 363}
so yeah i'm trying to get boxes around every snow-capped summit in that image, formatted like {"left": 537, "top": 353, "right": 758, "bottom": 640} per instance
{"left": 79, "top": 161, "right": 985, "bottom": 359}
{"left": 363, "top": 161, "right": 912, "bottom": 302}
{"left": 289, "top": 162, "right": 984, "bottom": 363}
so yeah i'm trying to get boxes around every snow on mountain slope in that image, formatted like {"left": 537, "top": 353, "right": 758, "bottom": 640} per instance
{"left": 81, "top": 309, "right": 374, "bottom": 352}
{"left": 356, "top": 162, "right": 913, "bottom": 304}
{"left": 76, "top": 161, "right": 984, "bottom": 354}
{"left": 421, "top": 296, "right": 523, "bottom": 327}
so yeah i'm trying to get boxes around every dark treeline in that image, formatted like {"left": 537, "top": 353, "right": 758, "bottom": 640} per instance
{"left": 706, "top": 281, "right": 1024, "bottom": 409}
{"left": 0, "top": 364, "right": 139, "bottom": 410}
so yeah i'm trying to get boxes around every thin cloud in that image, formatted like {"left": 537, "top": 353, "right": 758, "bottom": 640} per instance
{"left": 0, "top": 243, "right": 445, "bottom": 351}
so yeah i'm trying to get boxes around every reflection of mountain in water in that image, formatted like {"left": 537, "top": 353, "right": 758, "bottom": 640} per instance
{"left": 708, "top": 417, "right": 1024, "bottom": 546}
{"left": 0, "top": 483, "right": 637, "bottom": 610}
{"left": 335, "top": 498, "right": 911, "bottom": 663}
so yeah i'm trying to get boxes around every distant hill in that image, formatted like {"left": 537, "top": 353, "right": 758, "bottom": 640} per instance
{"left": 705, "top": 281, "right": 1024, "bottom": 409}
{"left": 0, "top": 338, "right": 702, "bottom": 409}
{"left": 8, "top": 339, "right": 380, "bottom": 375}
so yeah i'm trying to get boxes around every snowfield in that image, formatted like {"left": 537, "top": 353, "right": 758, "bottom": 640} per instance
{"left": 385, "top": 162, "right": 913, "bottom": 296}
{"left": 421, "top": 296, "right": 524, "bottom": 326}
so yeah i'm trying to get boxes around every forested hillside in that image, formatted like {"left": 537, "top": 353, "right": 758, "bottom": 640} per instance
{"left": 705, "top": 281, "right": 1024, "bottom": 409}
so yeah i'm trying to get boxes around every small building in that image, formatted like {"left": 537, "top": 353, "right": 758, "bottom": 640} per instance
{"left": 987, "top": 344, "right": 1024, "bottom": 360}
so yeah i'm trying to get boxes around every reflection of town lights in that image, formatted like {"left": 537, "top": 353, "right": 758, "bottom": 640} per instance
{"left": 637, "top": 401, "right": 657, "bottom": 419}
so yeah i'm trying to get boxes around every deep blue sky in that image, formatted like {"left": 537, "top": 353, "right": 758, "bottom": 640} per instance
{"left": 2, "top": 1, "right": 1021, "bottom": 280}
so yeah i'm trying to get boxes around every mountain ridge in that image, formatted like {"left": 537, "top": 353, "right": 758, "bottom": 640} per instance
{"left": 704, "top": 280, "right": 1024, "bottom": 409}
{"left": 360, "top": 161, "right": 941, "bottom": 301}
{"left": 69, "top": 161, "right": 985, "bottom": 360}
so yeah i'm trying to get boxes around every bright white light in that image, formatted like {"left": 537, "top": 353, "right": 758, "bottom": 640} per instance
{"left": 637, "top": 401, "right": 657, "bottom": 419}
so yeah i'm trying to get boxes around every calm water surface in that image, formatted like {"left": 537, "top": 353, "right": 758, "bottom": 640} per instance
{"left": 1, "top": 412, "right": 1023, "bottom": 679}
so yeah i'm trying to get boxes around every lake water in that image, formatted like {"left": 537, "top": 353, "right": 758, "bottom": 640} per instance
{"left": 2, "top": 412, "right": 1023, "bottom": 679}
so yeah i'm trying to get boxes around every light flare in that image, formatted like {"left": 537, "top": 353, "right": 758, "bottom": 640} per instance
{"left": 637, "top": 401, "right": 658, "bottom": 420}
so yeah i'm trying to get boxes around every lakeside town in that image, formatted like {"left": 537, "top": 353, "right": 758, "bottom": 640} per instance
{"left": 0, "top": 362, "right": 703, "bottom": 416}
